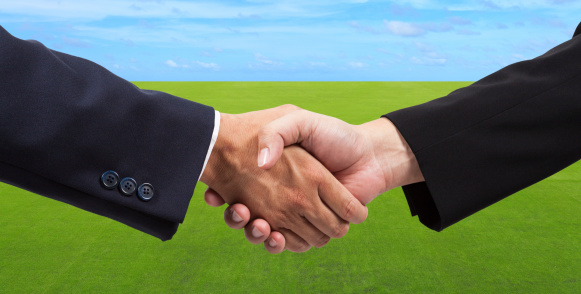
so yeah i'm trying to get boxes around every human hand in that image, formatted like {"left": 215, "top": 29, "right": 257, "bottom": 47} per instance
{"left": 206, "top": 107, "right": 424, "bottom": 248}
{"left": 200, "top": 105, "right": 368, "bottom": 253}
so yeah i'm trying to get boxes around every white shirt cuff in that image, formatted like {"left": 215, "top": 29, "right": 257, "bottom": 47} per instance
{"left": 198, "top": 110, "right": 220, "bottom": 181}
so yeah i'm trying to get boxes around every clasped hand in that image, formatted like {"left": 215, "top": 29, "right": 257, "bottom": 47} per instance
{"left": 200, "top": 105, "right": 424, "bottom": 254}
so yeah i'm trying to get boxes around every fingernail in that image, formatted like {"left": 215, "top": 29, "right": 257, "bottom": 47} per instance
{"left": 268, "top": 239, "right": 278, "bottom": 247}
{"left": 231, "top": 210, "right": 243, "bottom": 222}
{"left": 258, "top": 148, "right": 269, "bottom": 167}
{"left": 251, "top": 226, "right": 264, "bottom": 238}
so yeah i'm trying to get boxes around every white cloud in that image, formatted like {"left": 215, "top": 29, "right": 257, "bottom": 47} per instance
{"left": 414, "top": 41, "right": 433, "bottom": 52}
{"left": 195, "top": 61, "right": 219, "bottom": 70}
{"left": 352, "top": 19, "right": 453, "bottom": 36}
{"left": 0, "top": 0, "right": 341, "bottom": 21}
{"left": 247, "top": 53, "right": 283, "bottom": 70}
{"left": 447, "top": 0, "right": 581, "bottom": 11}
{"left": 165, "top": 60, "right": 178, "bottom": 67}
{"left": 165, "top": 59, "right": 190, "bottom": 68}
{"left": 387, "top": 0, "right": 581, "bottom": 11}
{"left": 4, "top": 0, "right": 576, "bottom": 82}
{"left": 3, "top": 0, "right": 579, "bottom": 24}
{"left": 348, "top": 61, "right": 367, "bottom": 68}
{"left": 410, "top": 56, "right": 447, "bottom": 65}
{"left": 389, "top": 0, "right": 434, "bottom": 9}
{"left": 473, "top": 0, "right": 550, "bottom": 8}
{"left": 255, "top": 53, "right": 278, "bottom": 65}
{"left": 383, "top": 20, "right": 425, "bottom": 36}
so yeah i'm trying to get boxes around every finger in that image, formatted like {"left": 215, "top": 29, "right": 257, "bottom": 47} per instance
{"left": 204, "top": 187, "right": 226, "bottom": 207}
{"left": 257, "top": 110, "right": 315, "bottom": 170}
{"left": 318, "top": 174, "right": 369, "bottom": 224}
{"left": 304, "top": 206, "right": 350, "bottom": 239}
{"left": 264, "top": 231, "right": 286, "bottom": 254}
{"left": 302, "top": 171, "right": 351, "bottom": 238}
{"left": 244, "top": 219, "right": 271, "bottom": 245}
{"left": 287, "top": 216, "right": 331, "bottom": 249}
{"left": 224, "top": 204, "right": 251, "bottom": 229}
{"left": 277, "top": 228, "right": 313, "bottom": 253}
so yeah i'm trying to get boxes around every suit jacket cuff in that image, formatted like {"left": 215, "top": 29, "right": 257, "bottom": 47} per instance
{"left": 383, "top": 31, "right": 581, "bottom": 232}
{"left": 0, "top": 25, "right": 216, "bottom": 240}
{"left": 199, "top": 111, "right": 221, "bottom": 181}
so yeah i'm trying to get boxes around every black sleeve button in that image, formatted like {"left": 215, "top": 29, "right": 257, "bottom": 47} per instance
{"left": 101, "top": 171, "right": 119, "bottom": 189}
{"left": 137, "top": 183, "right": 154, "bottom": 202}
{"left": 119, "top": 177, "right": 137, "bottom": 196}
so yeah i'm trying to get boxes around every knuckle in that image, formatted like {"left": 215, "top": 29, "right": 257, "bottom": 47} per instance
{"left": 341, "top": 198, "right": 357, "bottom": 222}
{"left": 258, "top": 125, "right": 275, "bottom": 139}
{"left": 306, "top": 166, "right": 325, "bottom": 182}
{"left": 270, "top": 213, "right": 290, "bottom": 230}
{"left": 291, "top": 241, "right": 311, "bottom": 253}
{"left": 330, "top": 222, "right": 349, "bottom": 239}
{"left": 280, "top": 104, "right": 301, "bottom": 112}
{"left": 288, "top": 190, "right": 308, "bottom": 210}
{"left": 314, "top": 235, "right": 331, "bottom": 248}
{"left": 296, "top": 109, "right": 313, "bottom": 120}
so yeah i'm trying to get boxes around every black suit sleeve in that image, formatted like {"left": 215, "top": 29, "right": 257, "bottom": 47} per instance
{"left": 0, "top": 26, "right": 215, "bottom": 240}
{"left": 384, "top": 24, "right": 581, "bottom": 231}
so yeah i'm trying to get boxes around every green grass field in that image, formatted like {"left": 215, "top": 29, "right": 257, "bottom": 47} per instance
{"left": 1, "top": 82, "right": 579, "bottom": 293}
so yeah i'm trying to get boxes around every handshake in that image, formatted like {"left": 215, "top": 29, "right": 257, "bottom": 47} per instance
{"left": 199, "top": 105, "right": 425, "bottom": 254}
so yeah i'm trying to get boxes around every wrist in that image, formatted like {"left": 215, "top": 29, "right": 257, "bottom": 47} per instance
{"left": 200, "top": 113, "right": 237, "bottom": 187}
{"left": 199, "top": 106, "right": 298, "bottom": 189}
{"left": 361, "top": 118, "right": 424, "bottom": 191}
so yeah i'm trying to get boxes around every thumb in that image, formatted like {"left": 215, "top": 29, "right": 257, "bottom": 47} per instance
{"left": 257, "top": 109, "right": 315, "bottom": 170}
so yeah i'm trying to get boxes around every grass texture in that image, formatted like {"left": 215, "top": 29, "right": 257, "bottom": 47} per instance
{"left": 0, "top": 82, "right": 579, "bottom": 293}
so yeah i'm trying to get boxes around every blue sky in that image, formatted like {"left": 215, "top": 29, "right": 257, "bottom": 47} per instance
{"left": 1, "top": 0, "right": 579, "bottom": 81}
